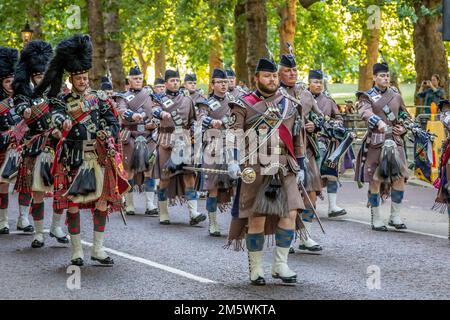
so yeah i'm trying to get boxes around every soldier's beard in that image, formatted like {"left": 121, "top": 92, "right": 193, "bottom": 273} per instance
{"left": 257, "top": 82, "right": 278, "bottom": 96}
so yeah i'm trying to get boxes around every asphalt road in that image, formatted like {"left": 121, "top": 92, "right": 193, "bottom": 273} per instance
{"left": 0, "top": 180, "right": 449, "bottom": 300}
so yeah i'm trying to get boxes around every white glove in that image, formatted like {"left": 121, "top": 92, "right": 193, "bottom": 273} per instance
{"left": 228, "top": 163, "right": 241, "bottom": 180}
{"left": 377, "top": 120, "right": 388, "bottom": 133}
{"left": 297, "top": 169, "right": 305, "bottom": 185}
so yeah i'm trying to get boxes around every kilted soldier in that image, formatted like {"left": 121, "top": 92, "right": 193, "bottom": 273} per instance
{"left": 153, "top": 77, "right": 166, "bottom": 96}
{"left": 226, "top": 68, "right": 246, "bottom": 99}
{"left": 35, "top": 34, "right": 124, "bottom": 266}
{"left": 197, "top": 68, "right": 233, "bottom": 237}
{"left": 278, "top": 52, "right": 324, "bottom": 252}
{"left": 13, "top": 40, "right": 69, "bottom": 247}
{"left": 355, "top": 62, "right": 409, "bottom": 231}
{"left": 226, "top": 57, "right": 305, "bottom": 285}
{"left": 0, "top": 46, "right": 24, "bottom": 235}
{"left": 435, "top": 99, "right": 450, "bottom": 240}
{"left": 183, "top": 73, "right": 204, "bottom": 104}
{"left": 151, "top": 69, "right": 206, "bottom": 226}
{"left": 100, "top": 76, "right": 114, "bottom": 98}
{"left": 116, "top": 64, "right": 159, "bottom": 216}
{"left": 308, "top": 70, "right": 347, "bottom": 218}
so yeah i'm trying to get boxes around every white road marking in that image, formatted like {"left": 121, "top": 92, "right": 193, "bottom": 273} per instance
{"left": 7, "top": 230, "right": 33, "bottom": 235}
{"left": 80, "top": 239, "right": 217, "bottom": 284}
{"left": 37, "top": 229, "right": 215, "bottom": 283}
{"left": 342, "top": 218, "right": 448, "bottom": 240}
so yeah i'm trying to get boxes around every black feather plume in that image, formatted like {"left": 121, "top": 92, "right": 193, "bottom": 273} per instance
{"left": 0, "top": 47, "right": 18, "bottom": 79}
{"left": 35, "top": 34, "right": 92, "bottom": 97}
{"left": 13, "top": 40, "right": 53, "bottom": 98}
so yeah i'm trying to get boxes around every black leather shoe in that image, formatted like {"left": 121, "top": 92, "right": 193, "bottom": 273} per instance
{"left": 50, "top": 232, "right": 70, "bottom": 244}
{"left": 91, "top": 256, "right": 114, "bottom": 265}
{"left": 328, "top": 209, "right": 347, "bottom": 218}
{"left": 31, "top": 239, "right": 44, "bottom": 248}
{"left": 190, "top": 214, "right": 206, "bottom": 226}
{"left": 71, "top": 258, "right": 84, "bottom": 266}
{"left": 159, "top": 220, "right": 171, "bottom": 225}
{"left": 17, "top": 225, "right": 34, "bottom": 232}
{"left": 289, "top": 247, "right": 295, "bottom": 254}
{"left": 272, "top": 273, "right": 297, "bottom": 284}
{"left": 250, "top": 276, "right": 266, "bottom": 286}
{"left": 0, "top": 227, "right": 9, "bottom": 234}
{"left": 372, "top": 225, "right": 388, "bottom": 232}
{"left": 125, "top": 211, "right": 135, "bottom": 216}
{"left": 298, "top": 244, "right": 323, "bottom": 252}
{"left": 145, "top": 208, "right": 159, "bottom": 216}
{"left": 209, "top": 231, "right": 221, "bottom": 237}
{"left": 388, "top": 221, "right": 407, "bottom": 230}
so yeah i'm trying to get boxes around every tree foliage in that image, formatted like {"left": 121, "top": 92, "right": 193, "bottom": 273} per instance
{"left": 0, "top": 0, "right": 446, "bottom": 86}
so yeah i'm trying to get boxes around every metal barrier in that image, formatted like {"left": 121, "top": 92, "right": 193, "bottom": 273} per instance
{"left": 338, "top": 105, "right": 442, "bottom": 177}
{"left": 340, "top": 112, "right": 420, "bottom": 163}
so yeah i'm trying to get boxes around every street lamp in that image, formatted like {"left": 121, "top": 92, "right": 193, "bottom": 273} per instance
{"left": 21, "top": 21, "right": 33, "bottom": 43}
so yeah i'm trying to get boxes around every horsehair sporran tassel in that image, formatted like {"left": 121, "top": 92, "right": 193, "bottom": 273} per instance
{"left": 40, "top": 150, "right": 54, "bottom": 187}
{"left": 252, "top": 173, "right": 288, "bottom": 217}
{"left": 68, "top": 152, "right": 104, "bottom": 204}
{"left": 33, "top": 148, "right": 54, "bottom": 192}
{"left": 377, "top": 139, "right": 403, "bottom": 183}
{"left": 0, "top": 149, "right": 19, "bottom": 180}
{"left": 132, "top": 136, "right": 150, "bottom": 173}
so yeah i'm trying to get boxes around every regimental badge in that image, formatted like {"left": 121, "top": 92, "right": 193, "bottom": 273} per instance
{"left": 207, "top": 98, "right": 221, "bottom": 111}
{"left": 125, "top": 94, "right": 135, "bottom": 102}
{"left": 371, "top": 94, "right": 382, "bottom": 103}
{"left": 161, "top": 96, "right": 174, "bottom": 109}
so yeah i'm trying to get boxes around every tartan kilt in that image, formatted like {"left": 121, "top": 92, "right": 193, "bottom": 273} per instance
{"left": 52, "top": 165, "right": 75, "bottom": 211}
{"left": 15, "top": 133, "right": 57, "bottom": 194}
{"left": 0, "top": 148, "right": 6, "bottom": 169}
{"left": 53, "top": 159, "right": 124, "bottom": 212}
{"left": 14, "top": 156, "right": 36, "bottom": 193}
{"left": 53, "top": 166, "right": 98, "bottom": 210}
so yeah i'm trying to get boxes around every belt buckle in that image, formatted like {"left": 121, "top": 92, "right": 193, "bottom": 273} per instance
{"left": 137, "top": 124, "right": 145, "bottom": 132}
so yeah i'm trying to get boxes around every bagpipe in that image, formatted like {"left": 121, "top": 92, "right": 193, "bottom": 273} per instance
{"left": 0, "top": 120, "right": 31, "bottom": 184}
{"left": 398, "top": 111, "right": 436, "bottom": 184}
{"left": 309, "top": 112, "right": 356, "bottom": 178}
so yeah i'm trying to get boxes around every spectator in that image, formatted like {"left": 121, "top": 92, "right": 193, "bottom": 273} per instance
{"left": 238, "top": 80, "right": 249, "bottom": 92}
{"left": 417, "top": 74, "right": 445, "bottom": 114}
{"left": 344, "top": 100, "right": 355, "bottom": 114}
